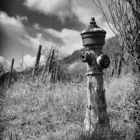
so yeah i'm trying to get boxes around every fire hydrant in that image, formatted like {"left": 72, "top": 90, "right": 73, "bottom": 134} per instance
{"left": 81, "top": 17, "right": 111, "bottom": 139}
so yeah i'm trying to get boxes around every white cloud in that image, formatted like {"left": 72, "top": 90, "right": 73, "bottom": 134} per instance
{"left": 16, "top": 15, "right": 28, "bottom": 22}
{"left": 23, "top": 54, "right": 45, "bottom": 68}
{"left": 0, "top": 56, "right": 10, "bottom": 71}
{"left": 0, "top": 11, "right": 54, "bottom": 52}
{"left": 18, "top": 33, "right": 56, "bottom": 51}
{"left": 23, "top": 54, "right": 36, "bottom": 67}
{"left": 70, "top": 0, "right": 115, "bottom": 38}
{"left": 20, "top": 33, "right": 43, "bottom": 49}
{"left": 71, "top": 0, "right": 102, "bottom": 25}
{"left": 46, "top": 28, "right": 82, "bottom": 54}
{"left": 0, "top": 11, "right": 29, "bottom": 47}
{"left": 102, "top": 22, "right": 115, "bottom": 39}
{"left": 33, "top": 23, "right": 40, "bottom": 30}
{"left": 0, "top": 56, "right": 10, "bottom": 65}
{"left": 23, "top": 0, "right": 115, "bottom": 38}
{"left": 46, "top": 28, "right": 80, "bottom": 44}
{"left": 0, "top": 11, "right": 25, "bottom": 33}
{"left": 24, "top": 0, "right": 73, "bottom": 21}
{"left": 23, "top": 0, "right": 99, "bottom": 23}
{"left": 0, "top": 56, "right": 4, "bottom": 63}
{"left": 45, "top": 26, "right": 114, "bottom": 54}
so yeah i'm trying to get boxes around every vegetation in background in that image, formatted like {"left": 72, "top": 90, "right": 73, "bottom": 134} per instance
{"left": 0, "top": 0, "right": 140, "bottom": 138}
{"left": 1, "top": 80, "right": 86, "bottom": 140}
{"left": 0, "top": 36, "right": 140, "bottom": 139}
{"left": 91, "top": 1, "right": 140, "bottom": 139}
{"left": 93, "top": 0, "right": 140, "bottom": 72}
{"left": 0, "top": 67, "right": 140, "bottom": 140}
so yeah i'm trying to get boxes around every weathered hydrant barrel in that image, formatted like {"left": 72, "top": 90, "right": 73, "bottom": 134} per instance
{"left": 81, "top": 17, "right": 111, "bottom": 140}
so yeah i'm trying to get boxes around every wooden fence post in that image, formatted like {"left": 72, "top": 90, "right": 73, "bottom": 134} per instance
{"left": 48, "top": 49, "right": 55, "bottom": 77}
{"left": 42, "top": 49, "right": 55, "bottom": 83}
{"left": 32, "top": 45, "right": 42, "bottom": 79}
{"left": 21, "top": 51, "right": 24, "bottom": 71}
{"left": 8, "top": 59, "right": 14, "bottom": 87}
{"left": 41, "top": 47, "right": 53, "bottom": 81}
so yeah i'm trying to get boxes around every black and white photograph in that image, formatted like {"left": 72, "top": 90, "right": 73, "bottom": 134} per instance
{"left": 0, "top": 0, "right": 140, "bottom": 140}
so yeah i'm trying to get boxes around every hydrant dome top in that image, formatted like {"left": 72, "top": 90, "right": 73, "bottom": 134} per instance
{"left": 81, "top": 17, "right": 106, "bottom": 46}
{"left": 81, "top": 17, "right": 106, "bottom": 35}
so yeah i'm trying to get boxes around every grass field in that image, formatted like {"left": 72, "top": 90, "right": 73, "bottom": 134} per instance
{"left": 1, "top": 73, "right": 140, "bottom": 140}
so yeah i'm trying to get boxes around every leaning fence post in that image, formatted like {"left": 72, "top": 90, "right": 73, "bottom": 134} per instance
{"left": 8, "top": 59, "right": 14, "bottom": 87}
{"left": 48, "top": 49, "right": 55, "bottom": 76}
{"left": 43, "top": 49, "right": 55, "bottom": 82}
{"left": 41, "top": 47, "right": 53, "bottom": 81}
{"left": 32, "top": 45, "right": 42, "bottom": 79}
{"left": 80, "top": 17, "right": 111, "bottom": 140}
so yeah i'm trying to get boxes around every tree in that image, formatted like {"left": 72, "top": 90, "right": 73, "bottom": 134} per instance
{"left": 103, "top": 36, "right": 125, "bottom": 77}
{"left": 92, "top": 1, "right": 140, "bottom": 139}
{"left": 93, "top": 0, "right": 140, "bottom": 72}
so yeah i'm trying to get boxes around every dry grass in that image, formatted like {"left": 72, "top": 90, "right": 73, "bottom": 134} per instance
{"left": 1, "top": 80, "right": 86, "bottom": 140}
{"left": 1, "top": 73, "right": 140, "bottom": 140}
{"left": 106, "top": 74, "right": 140, "bottom": 139}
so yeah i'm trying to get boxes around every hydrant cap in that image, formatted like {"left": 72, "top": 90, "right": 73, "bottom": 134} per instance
{"left": 81, "top": 17, "right": 106, "bottom": 46}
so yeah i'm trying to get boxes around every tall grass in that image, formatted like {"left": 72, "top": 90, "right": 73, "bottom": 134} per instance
{"left": 106, "top": 74, "right": 140, "bottom": 139}
{"left": 2, "top": 80, "right": 86, "bottom": 140}
{"left": 1, "top": 73, "right": 140, "bottom": 140}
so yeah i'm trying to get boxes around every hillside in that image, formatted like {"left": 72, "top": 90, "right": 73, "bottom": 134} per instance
{"left": 1, "top": 41, "right": 140, "bottom": 139}
{"left": 62, "top": 49, "right": 84, "bottom": 64}
{"left": 1, "top": 71, "right": 139, "bottom": 140}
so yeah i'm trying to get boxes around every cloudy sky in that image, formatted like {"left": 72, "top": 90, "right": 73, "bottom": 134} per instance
{"left": 0, "top": 0, "right": 115, "bottom": 69}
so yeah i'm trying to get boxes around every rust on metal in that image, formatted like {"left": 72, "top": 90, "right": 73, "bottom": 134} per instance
{"left": 81, "top": 17, "right": 111, "bottom": 140}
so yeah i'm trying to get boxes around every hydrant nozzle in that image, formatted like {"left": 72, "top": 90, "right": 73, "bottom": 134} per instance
{"left": 81, "top": 51, "right": 94, "bottom": 64}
